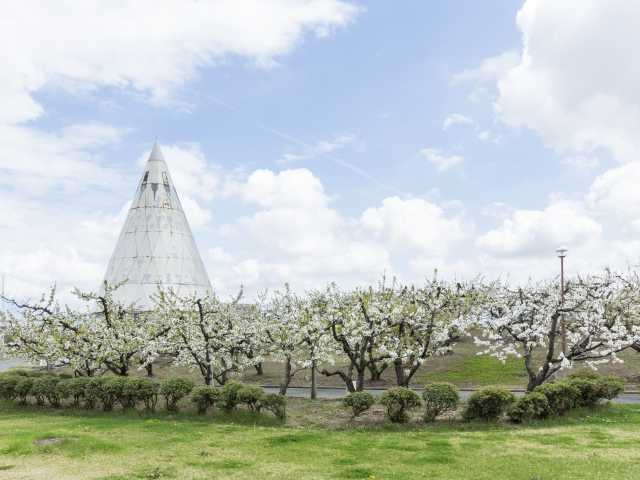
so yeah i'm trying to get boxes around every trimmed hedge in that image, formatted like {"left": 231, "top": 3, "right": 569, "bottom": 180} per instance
{"left": 508, "top": 392, "right": 550, "bottom": 423}
{"left": 343, "top": 391, "right": 375, "bottom": 418}
{"left": 422, "top": 383, "right": 459, "bottom": 422}
{"left": 463, "top": 387, "right": 515, "bottom": 421}
{"left": 160, "top": 378, "right": 194, "bottom": 412}
{"left": 533, "top": 382, "right": 579, "bottom": 416}
{"left": 380, "top": 387, "right": 421, "bottom": 423}
{"left": 191, "top": 385, "right": 221, "bottom": 414}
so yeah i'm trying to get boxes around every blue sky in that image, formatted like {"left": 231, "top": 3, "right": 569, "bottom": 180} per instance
{"left": 3, "top": 0, "right": 640, "bottom": 302}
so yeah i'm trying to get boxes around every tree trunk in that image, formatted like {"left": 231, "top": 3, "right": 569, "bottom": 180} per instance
{"left": 393, "top": 359, "right": 407, "bottom": 387}
{"left": 310, "top": 360, "right": 317, "bottom": 400}
{"left": 254, "top": 362, "right": 264, "bottom": 376}
{"left": 145, "top": 363, "right": 154, "bottom": 377}
{"left": 355, "top": 368, "right": 365, "bottom": 391}
{"left": 280, "top": 357, "right": 293, "bottom": 395}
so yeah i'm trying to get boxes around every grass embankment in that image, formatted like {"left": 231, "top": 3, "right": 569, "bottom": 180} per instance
{"left": 2, "top": 401, "right": 640, "bottom": 479}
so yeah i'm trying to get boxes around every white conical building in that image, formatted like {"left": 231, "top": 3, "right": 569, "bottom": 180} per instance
{"left": 102, "top": 143, "right": 212, "bottom": 309}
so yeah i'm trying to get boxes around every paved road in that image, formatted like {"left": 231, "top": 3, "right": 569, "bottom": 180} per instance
{"left": 262, "top": 385, "right": 640, "bottom": 404}
{"left": 0, "top": 358, "right": 29, "bottom": 372}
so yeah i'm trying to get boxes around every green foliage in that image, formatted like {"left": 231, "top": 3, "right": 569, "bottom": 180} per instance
{"left": 567, "top": 369, "right": 601, "bottom": 381}
{"left": 261, "top": 393, "right": 287, "bottom": 420}
{"left": 379, "top": 387, "right": 422, "bottom": 423}
{"left": 566, "top": 378, "right": 602, "bottom": 407}
{"left": 534, "top": 381, "right": 580, "bottom": 416}
{"left": 342, "top": 392, "right": 375, "bottom": 418}
{"left": 422, "top": 383, "right": 459, "bottom": 422}
{"left": 463, "top": 387, "right": 515, "bottom": 421}
{"left": 237, "top": 385, "right": 265, "bottom": 412}
{"left": 0, "top": 374, "right": 19, "bottom": 401}
{"left": 84, "top": 377, "right": 103, "bottom": 409}
{"left": 56, "top": 378, "right": 87, "bottom": 408}
{"left": 190, "top": 385, "right": 221, "bottom": 414}
{"left": 98, "top": 377, "right": 122, "bottom": 411}
{"left": 14, "top": 378, "right": 33, "bottom": 405}
{"left": 596, "top": 375, "right": 624, "bottom": 400}
{"left": 160, "top": 378, "right": 194, "bottom": 412}
{"left": 135, "top": 378, "right": 160, "bottom": 411}
{"left": 507, "top": 392, "right": 550, "bottom": 423}
{"left": 30, "top": 375, "right": 61, "bottom": 407}
{"left": 220, "top": 381, "right": 244, "bottom": 412}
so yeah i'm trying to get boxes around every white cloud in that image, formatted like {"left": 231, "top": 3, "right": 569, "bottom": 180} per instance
{"left": 1, "top": 0, "right": 360, "bottom": 124}
{"left": 562, "top": 155, "right": 599, "bottom": 170}
{"left": 451, "top": 50, "right": 519, "bottom": 87}
{"left": 443, "top": 113, "right": 475, "bottom": 130}
{"left": 491, "top": 0, "right": 640, "bottom": 163}
{"left": 360, "top": 196, "right": 468, "bottom": 256}
{"left": 278, "top": 132, "right": 358, "bottom": 164}
{"left": 420, "top": 148, "right": 464, "bottom": 172}
{"left": 476, "top": 199, "right": 602, "bottom": 257}
{"left": 586, "top": 163, "right": 640, "bottom": 222}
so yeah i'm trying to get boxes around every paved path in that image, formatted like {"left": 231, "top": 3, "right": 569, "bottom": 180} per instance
{"left": 262, "top": 385, "right": 640, "bottom": 404}
{"left": 0, "top": 358, "right": 29, "bottom": 372}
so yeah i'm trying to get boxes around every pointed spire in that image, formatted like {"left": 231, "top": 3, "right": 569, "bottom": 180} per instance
{"left": 149, "top": 141, "right": 164, "bottom": 162}
{"left": 102, "top": 141, "right": 212, "bottom": 309}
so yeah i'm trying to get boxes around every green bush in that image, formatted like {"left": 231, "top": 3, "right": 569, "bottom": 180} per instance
{"left": 0, "top": 374, "right": 19, "bottom": 401}
{"left": 567, "top": 369, "right": 601, "bottom": 381}
{"left": 463, "top": 387, "right": 515, "bottom": 421}
{"left": 56, "top": 378, "right": 86, "bottom": 408}
{"left": 14, "top": 377, "right": 34, "bottom": 404}
{"left": 343, "top": 392, "right": 375, "bottom": 418}
{"left": 84, "top": 377, "right": 103, "bottom": 409}
{"left": 191, "top": 385, "right": 221, "bottom": 414}
{"left": 237, "top": 385, "right": 264, "bottom": 412}
{"left": 422, "top": 383, "right": 459, "bottom": 422}
{"left": 160, "top": 378, "right": 194, "bottom": 412}
{"left": 534, "top": 381, "right": 580, "bottom": 416}
{"left": 597, "top": 375, "right": 624, "bottom": 401}
{"left": 380, "top": 387, "right": 421, "bottom": 423}
{"left": 135, "top": 378, "right": 160, "bottom": 411}
{"left": 507, "top": 392, "right": 550, "bottom": 423}
{"left": 261, "top": 393, "right": 286, "bottom": 420}
{"left": 30, "top": 375, "right": 61, "bottom": 407}
{"left": 566, "top": 378, "right": 601, "bottom": 407}
{"left": 98, "top": 377, "right": 122, "bottom": 411}
{"left": 220, "top": 381, "right": 244, "bottom": 412}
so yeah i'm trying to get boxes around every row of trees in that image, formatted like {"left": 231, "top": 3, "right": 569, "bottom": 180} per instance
{"left": 2, "top": 270, "right": 640, "bottom": 393}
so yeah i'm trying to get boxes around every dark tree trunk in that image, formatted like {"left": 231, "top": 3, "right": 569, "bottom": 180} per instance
{"left": 280, "top": 357, "right": 293, "bottom": 395}
{"left": 145, "top": 363, "right": 154, "bottom": 377}
{"left": 310, "top": 360, "right": 317, "bottom": 400}
{"left": 254, "top": 362, "right": 264, "bottom": 375}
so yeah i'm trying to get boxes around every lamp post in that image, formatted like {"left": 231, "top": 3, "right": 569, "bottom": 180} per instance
{"left": 556, "top": 247, "right": 568, "bottom": 356}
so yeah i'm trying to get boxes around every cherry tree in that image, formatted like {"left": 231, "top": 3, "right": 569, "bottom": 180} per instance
{"left": 319, "top": 284, "right": 390, "bottom": 392}
{"left": 475, "top": 272, "right": 640, "bottom": 391}
{"left": 379, "top": 277, "right": 477, "bottom": 387}
{"left": 264, "top": 286, "right": 336, "bottom": 396}
{"left": 154, "top": 288, "right": 264, "bottom": 385}
{"left": 1, "top": 287, "right": 101, "bottom": 376}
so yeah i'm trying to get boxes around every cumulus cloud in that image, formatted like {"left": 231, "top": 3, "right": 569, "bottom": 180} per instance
{"left": 476, "top": 200, "right": 601, "bottom": 257}
{"left": 443, "top": 114, "right": 475, "bottom": 131}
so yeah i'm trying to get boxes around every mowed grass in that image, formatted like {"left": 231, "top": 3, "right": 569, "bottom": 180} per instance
{"left": 2, "top": 402, "right": 640, "bottom": 479}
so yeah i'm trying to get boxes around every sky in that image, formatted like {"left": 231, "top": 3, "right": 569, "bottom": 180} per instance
{"left": 2, "top": 0, "right": 640, "bottom": 303}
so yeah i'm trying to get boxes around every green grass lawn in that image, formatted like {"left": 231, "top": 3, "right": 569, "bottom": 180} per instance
{"left": 2, "top": 401, "right": 640, "bottom": 479}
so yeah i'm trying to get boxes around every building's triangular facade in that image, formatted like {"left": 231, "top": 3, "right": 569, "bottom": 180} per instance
{"left": 103, "top": 143, "right": 212, "bottom": 308}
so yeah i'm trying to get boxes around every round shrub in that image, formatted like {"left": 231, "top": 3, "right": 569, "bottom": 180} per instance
{"left": 422, "top": 383, "right": 459, "bottom": 422}
{"left": 160, "top": 378, "right": 194, "bottom": 412}
{"left": 14, "top": 377, "right": 34, "bottom": 404}
{"left": 261, "top": 393, "right": 287, "bottom": 420}
{"left": 31, "top": 375, "right": 61, "bottom": 407}
{"left": 567, "top": 369, "right": 601, "bottom": 381}
{"left": 135, "top": 378, "right": 160, "bottom": 411}
{"left": 57, "top": 378, "right": 87, "bottom": 408}
{"left": 566, "top": 378, "right": 601, "bottom": 407}
{"left": 463, "top": 387, "right": 515, "bottom": 421}
{"left": 507, "top": 392, "right": 550, "bottom": 423}
{"left": 191, "top": 385, "right": 221, "bottom": 414}
{"left": 0, "top": 374, "right": 19, "bottom": 401}
{"left": 84, "top": 377, "right": 104, "bottom": 409}
{"left": 534, "top": 381, "right": 580, "bottom": 416}
{"left": 220, "top": 381, "right": 244, "bottom": 412}
{"left": 597, "top": 375, "right": 624, "bottom": 401}
{"left": 343, "top": 391, "right": 375, "bottom": 418}
{"left": 380, "top": 387, "right": 422, "bottom": 423}
{"left": 99, "top": 377, "right": 122, "bottom": 411}
{"left": 237, "top": 385, "right": 265, "bottom": 412}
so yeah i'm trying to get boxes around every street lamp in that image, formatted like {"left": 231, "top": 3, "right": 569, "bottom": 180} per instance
{"left": 556, "top": 247, "right": 568, "bottom": 355}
